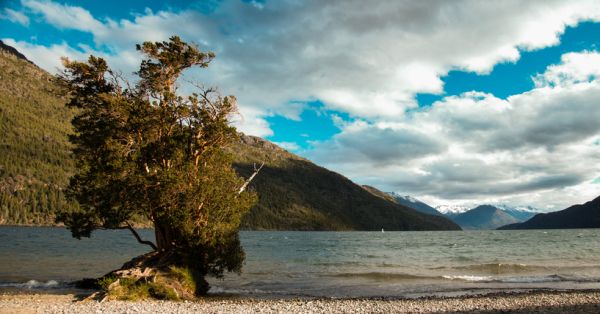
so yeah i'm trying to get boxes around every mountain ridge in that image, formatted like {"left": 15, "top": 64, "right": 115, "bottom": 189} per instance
{"left": 449, "top": 205, "right": 520, "bottom": 230}
{"left": 0, "top": 40, "right": 34, "bottom": 64}
{"left": 386, "top": 192, "right": 444, "bottom": 216}
{"left": 499, "top": 196, "right": 600, "bottom": 230}
{"left": 232, "top": 136, "right": 460, "bottom": 230}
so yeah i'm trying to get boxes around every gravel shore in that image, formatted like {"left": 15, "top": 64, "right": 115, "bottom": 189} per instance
{"left": 2, "top": 290, "right": 600, "bottom": 313}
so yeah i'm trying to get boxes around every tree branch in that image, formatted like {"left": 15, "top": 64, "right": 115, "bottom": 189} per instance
{"left": 125, "top": 221, "right": 158, "bottom": 251}
{"left": 238, "top": 162, "right": 264, "bottom": 194}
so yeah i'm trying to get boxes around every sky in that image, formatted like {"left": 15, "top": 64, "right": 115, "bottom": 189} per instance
{"left": 1, "top": 0, "right": 600, "bottom": 211}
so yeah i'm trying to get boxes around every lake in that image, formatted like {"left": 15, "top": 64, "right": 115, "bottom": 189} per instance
{"left": 1, "top": 227, "right": 600, "bottom": 297}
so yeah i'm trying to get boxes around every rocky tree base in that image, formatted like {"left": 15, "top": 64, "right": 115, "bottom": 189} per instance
{"left": 80, "top": 251, "right": 207, "bottom": 301}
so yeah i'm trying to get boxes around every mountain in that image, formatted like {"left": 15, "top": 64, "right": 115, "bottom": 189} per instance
{"left": 386, "top": 193, "right": 444, "bottom": 216}
{"left": 0, "top": 42, "right": 460, "bottom": 231}
{"left": 499, "top": 196, "right": 600, "bottom": 230}
{"left": 0, "top": 40, "right": 32, "bottom": 64}
{"left": 0, "top": 40, "right": 78, "bottom": 224}
{"left": 361, "top": 187, "right": 444, "bottom": 217}
{"left": 437, "top": 203, "right": 539, "bottom": 222}
{"left": 494, "top": 205, "right": 538, "bottom": 221}
{"left": 436, "top": 204, "right": 471, "bottom": 215}
{"left": 361, "top": 185, "right": 398, "bottom": 203}
{"left": 231, "top": 136, "right": 460, "bottom": 231}
{"left": 449, "top": 205, "right": 520, "bottom": 230}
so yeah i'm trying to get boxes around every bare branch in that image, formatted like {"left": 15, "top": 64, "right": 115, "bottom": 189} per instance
{"left": 125, "top": 221, "right": 158, "bottom": 251}
{"left": 238, "top": 162, "right": 264, "bottom": 194}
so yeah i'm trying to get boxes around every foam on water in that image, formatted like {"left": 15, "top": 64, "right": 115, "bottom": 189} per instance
{"left": 0, "top": 280, "right": 62, "bottom": 289}
{"left": 442, "top": 275, "right": 494, "bottom": 282}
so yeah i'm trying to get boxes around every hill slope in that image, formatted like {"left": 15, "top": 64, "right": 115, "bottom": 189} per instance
{"left": 450, "top": 205, "right": 519, "bottom": 230}
{"left": 389, "top": 193, "right": 444, "bottom": 216}
{"left": 0, "top": 42, "right": 460, "bottom": 231}
{"left": 0, "top": 41, "right": 77, "bottom": 224}
{"left": 499, "top": 196, "right": 600, "bottom": 230}
{"left": 361, "top": 187, "right": 444, "bottom": 217}
{"left": 231, "top": 136, "right": 460, "bottom": 230}
{"left": 495, "top": 205, "right": 537, "bottom": 221}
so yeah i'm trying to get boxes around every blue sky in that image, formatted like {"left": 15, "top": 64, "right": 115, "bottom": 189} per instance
{"left": 1, "top": 0, "right": 600, "bottom": 209}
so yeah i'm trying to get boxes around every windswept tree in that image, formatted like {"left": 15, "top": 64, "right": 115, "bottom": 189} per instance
{"left": 57, "top": 36, "right": 258, "bottom": 295}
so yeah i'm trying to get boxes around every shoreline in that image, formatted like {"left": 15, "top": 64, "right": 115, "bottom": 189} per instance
{"left": 2, "top": 289, "right": 600, "bottom": 313}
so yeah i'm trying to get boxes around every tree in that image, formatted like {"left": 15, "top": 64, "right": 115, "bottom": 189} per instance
{"left": 56, "top": 36, "right": 258, "bottom": 295}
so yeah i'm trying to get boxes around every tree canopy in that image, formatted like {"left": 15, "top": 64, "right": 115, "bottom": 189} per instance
{"left": 56, "top": 36, "right": 257, "bottom": 295}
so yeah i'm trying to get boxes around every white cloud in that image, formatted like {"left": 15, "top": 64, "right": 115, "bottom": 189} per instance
{"left": 13, "top": 0, "right": 600, "bottom": 121}
{"left": 22, "top": 0, "right": 104, "bottom": 33}
{"left": 1, "top": 8, "right": 30, "bottom": 26}
{"left": 534, "top": 51, "right": 600, "bottom": 87}
{"left": 1, "top": 38, "right": 91, "bottom": 71}
{"left": 5, "top": 0, "right": 600, "bottom": 208}
{"left": 307, "top": 52, "right": 600, "bottom": 209}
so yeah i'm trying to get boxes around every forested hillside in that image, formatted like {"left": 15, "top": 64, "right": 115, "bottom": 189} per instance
{"left": 0, "top": 42, "right": 459, "bottom": 230}
{"left": 0, "top": 41, "right": 78, "bottom": 224}
{"left": 231, "top": 135, "right": 459, "bottom": 230}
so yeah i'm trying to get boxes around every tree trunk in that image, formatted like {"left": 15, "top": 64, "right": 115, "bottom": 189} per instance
{"left": 154, "top": 222, "right": 174, "bottom": 252}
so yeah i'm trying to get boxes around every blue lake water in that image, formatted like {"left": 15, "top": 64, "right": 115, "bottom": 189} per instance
{"left": 1, "top": 227, "right": 600, "bottom": 297}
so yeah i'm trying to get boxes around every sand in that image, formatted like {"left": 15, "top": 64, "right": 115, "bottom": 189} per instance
{"left": 2, "top": 290, "right": 600, "bottom": 313}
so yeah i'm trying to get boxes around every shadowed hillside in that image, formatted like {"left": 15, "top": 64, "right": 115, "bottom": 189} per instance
{"left": 231, "top": 136, "right": 460, "bottom": 231}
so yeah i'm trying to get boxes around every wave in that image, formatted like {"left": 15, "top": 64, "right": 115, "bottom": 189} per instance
{"left": 442, "top": 274, "right": 561, "bottom": 283}
{"left": 327, "top": 272, "right": 438, "bottom": 281}
{"left": 0, "top": 280, "right": 63, "bottom": 289}
{"left": 437, "top": 263, "right": 546, "bottom": 274}
{"left": 327, "top": 271, "right": 600, "bottom": 284}
{"left": 442, "top": 274, "right": 600, "bottom": 284}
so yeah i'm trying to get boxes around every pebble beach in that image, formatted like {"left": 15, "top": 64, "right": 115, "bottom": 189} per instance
{"left": 2, "top": 290, "right": 600, "bottom": 313}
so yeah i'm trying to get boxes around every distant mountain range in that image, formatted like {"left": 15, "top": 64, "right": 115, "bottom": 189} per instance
{"left": 0, "top": 41, "right": 460, "bottom": 231}
{"left": 499, "top": 196, "right": 600, "bottom": 230}
{"left": 446, "top": 205, "right": 520, "bottom": 230}
{"left": 493, "top": 205, "right": 538, "bottom": 221}
{"left": 384, "top": 195, "right": 541, "bottom": 230}
{"left": 435, "top": 204, "right": 471, "bottom": 215}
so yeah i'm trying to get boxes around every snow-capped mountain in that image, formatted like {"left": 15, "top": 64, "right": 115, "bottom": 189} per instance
{"left": 436, "top": 204, "right": 540, "bottom": 226}
{"left": 449, "top": 205, "right": 520, "bottom": 230}
{"left": 435, "top": 204, "right": 471, "bottom": 215}
{"left": 493, "top": 204, "right": 539, "bottom": 221}
{"left": 387, "top": 193, "right": 444, "bottom": 216}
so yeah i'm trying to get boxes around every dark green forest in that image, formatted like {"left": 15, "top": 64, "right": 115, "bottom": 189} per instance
{"left": 0, "top": 44, "right": 78, "bottom": 224}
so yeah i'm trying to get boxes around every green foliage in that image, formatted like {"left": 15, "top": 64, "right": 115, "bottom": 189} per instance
{"left": 97, "top": 275, "right": 118, "bottom": 292}
{"left": 0, "top": 47, "right": 78, "bottom": 225}
{"left": 168, "top": 266, "right": 199, "bottom": 293}
{"left": 108, "top": 278, "right": 179, "bottom": 301}
{"left": 56, "top": 36, "right": 257, "bottom": 294}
